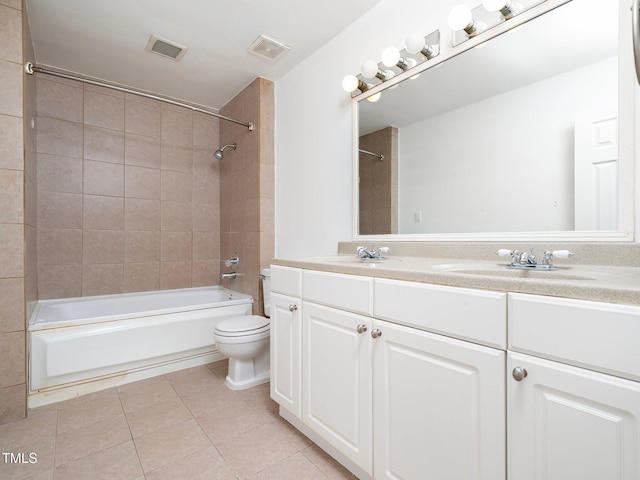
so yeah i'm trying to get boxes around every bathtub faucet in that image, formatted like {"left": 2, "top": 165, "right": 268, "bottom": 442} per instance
{"left": 221, "top": 253, "right": 240, "bottom": 280}
{"left": 221, "top": 272, "right": 237, "bottom": 280}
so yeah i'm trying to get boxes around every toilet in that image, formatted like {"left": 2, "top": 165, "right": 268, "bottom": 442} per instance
{"left": 214, "top": 268, "right": 271, "bottom": 390}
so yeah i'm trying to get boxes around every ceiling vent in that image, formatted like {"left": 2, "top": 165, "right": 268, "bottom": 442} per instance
{"left": 248, "top": 35, "right": 290, "bottom": 61}
{"left": 145, "top": 34, "right": 188, "bottom": 61}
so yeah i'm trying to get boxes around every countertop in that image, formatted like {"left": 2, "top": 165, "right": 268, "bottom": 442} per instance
{"left": 271, "top": 254, "right": 640, "bottom": 306}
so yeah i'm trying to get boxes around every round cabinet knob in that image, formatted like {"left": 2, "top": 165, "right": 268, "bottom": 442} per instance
{"left": 288, "top": 304, "right": 298, "bottom": 312}
{"left": 371, "top": 329, "right": 382, "bottom": 339}
{"left": 512, "top": 366, "right": 528, "bottom": 382}
{"left": 356, "top": 324, "right": 368, "bottom": 334}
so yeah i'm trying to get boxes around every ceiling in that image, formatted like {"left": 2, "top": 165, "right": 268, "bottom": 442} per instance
{"left": 25, "top": 0, "right": 383, "bottom": 110}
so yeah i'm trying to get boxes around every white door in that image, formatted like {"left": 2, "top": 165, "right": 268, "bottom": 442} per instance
{"left": 270, "top": 293, "right": 302, "bottom": 418}
{"left": 574, "top": 107, "right": 618, "bottom": 230}
{"left": 302, "top": 301, "right": 373, "bottom": 475}
{"left": 508, "top": 352, "right": 640, "bottom": 480}
{"left": 373, "top": 320, "right": 505, "bottom": 480}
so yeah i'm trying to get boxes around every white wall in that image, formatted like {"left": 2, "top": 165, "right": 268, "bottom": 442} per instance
{"left": 398, "top": 56, "right": 618, "bottom": 234}
{"left": 275, "top": 0, "right": 462, "bottom": 258}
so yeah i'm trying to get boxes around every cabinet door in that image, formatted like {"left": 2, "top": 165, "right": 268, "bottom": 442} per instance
{"left": 302, "top": 301, "right": 373, "bottom": 475}
{"left": 373, "top": 320, "right": 505, "bottom": 480}
{"left": 270, "top": 293, "right": 302, "bottom": 418}
{"left": 508, "top": 352, "right": 640, "bottom": 480}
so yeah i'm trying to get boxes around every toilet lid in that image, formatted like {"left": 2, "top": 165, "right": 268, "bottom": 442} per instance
{"left": 215, "top": 315, "right": 270, "bottom": 335}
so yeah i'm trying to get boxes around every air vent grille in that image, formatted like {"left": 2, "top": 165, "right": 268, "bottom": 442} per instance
{"left": 145, "top": 34, "right": 188, "bottom": 61}
{"left": 248, "top": 35, "right": 290, "bottom": 61}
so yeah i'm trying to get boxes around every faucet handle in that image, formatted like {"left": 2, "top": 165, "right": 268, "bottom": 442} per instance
{"left": 551, "top": 250, "right": 573, "bottom": 259}
{"left": 496, "top": 249, "right": 513, "bottom": 257}
{"left": 377, "top": 246, "right": 390, "bottom": 254}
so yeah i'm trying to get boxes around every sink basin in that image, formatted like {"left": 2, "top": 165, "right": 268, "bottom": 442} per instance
{"left": 304, "top": 256, "right": 399, "bottom": 268}
{"left": 431, "top": 263, "right": 594, "bottom": 281}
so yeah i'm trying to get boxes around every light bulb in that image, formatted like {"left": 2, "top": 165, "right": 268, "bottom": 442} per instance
{"left": 448, "top": 4, "right": 473, "bottom": 31}
{"left": 482, "top": 0, "right": 508, "bottom": 12}
{"left": 381, "top": 46, "right": 400, "bottom": 68}
{"left": 366, "top": 92, "right": 381, "bottom": 103}
{"left": 405, "top": 32, "right": 425, "bottom": 55}
{"left": 361, "top": 60, "right": 379, "bottom": 79}
{"left": 342, "top": 74, "right": 359, "bottom": 93}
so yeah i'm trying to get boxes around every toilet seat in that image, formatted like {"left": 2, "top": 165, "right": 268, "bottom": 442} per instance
{"left": 215, "top": 315, "right": 270, "bottom": 338}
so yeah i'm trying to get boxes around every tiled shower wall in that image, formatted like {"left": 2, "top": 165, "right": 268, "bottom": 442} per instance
{"left": 36, "top": 77, "right": 222, "bottom": 298}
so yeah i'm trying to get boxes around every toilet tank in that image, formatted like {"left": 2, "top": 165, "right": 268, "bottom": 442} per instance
{"left": 261, "top": 268, "right": 271, "bottom": 318}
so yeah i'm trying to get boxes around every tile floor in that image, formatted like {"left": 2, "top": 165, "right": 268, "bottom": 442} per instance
{"left": 0, "top": 360, "right": 357, "bottom": 480}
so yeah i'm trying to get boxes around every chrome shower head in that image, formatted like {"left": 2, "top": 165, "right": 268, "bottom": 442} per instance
{"left": 214, "top": 143, "right": 237, "bottom": 160}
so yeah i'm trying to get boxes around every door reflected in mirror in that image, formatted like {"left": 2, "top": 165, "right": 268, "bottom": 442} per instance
{"left": 357, "top": 0, "right": 619, "bottom": 236}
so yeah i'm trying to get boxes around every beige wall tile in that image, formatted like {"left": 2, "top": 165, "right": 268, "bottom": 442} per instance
{"left": 84, "top": 90, "right": 125, "bottom": 131}
{"left": 193, "top": 232, "right": 218, "bottom": 261}
{"left": 161, "top": 170, "right": 192, "bottom": 202}
{"left": 193, "top": 112, "right": 218, "bottom": 149}
{"left": 161, "top": 108, "right": 192, "bottom": 147}
{"left": 37, "top": 191, "right": 82, "bottom": 228}
{"left": 161, "top": 231, "right": 192, "bottom": 261}
{"left": 0, "top": 384, "right": 25, "bottom": 424}
{"left": 125, "top": 198, "right": 161, "bottom": 231}
{"left": 192, "top": 174, "right": 218, "bottom": 205}
{"left": 84, "top": 83, "right": 124, "bottom": 98}
{"left": 83, "top": 230, "right": 124, "bottom": 264}
{"left": 125, "top": 100, "right": 161, "bottom": 138}
{"left": 0, "top": 60, "right": 21, "bottom": 117}
{"left": 192, "top": 147, "right": 218, "bottom": 177}
{"left": 37, "top": 154, "right": 83, "bottom": 193}
{"left": 0, "top": 331, "right": 25, "bottom": 388}
{"left": 0, "top": 223, "right": 23, "bottom": 278}
{"left": 259, "top": 162, "right": 275, "bottom": 199}
{"left": 161, "top": 144, "right": 192, "bottom": 173}
{"left": 0, "top": 114, "right": 23, "bottom": 170}
{"left": 192, "top": 261, "right": 218, "bottom": 287}
{"left": 124, "top": 231, "right": 160, "bottom": 263}
{"left": 0, "top": 278, "right": 23, "bottom": 333}
{"left": 259, "top": 197, "right": 274, "bottom": 233}
{"left": 125, "top": 165, "right": 161, "bottom": 200}
{"left": 37, "top": 228, "right": 82, "bottom": 265}
{"left": 82, "top": 264, "right": 123, "bottom": 296}
{"left": 192, "top": 203, "right": 218, "bottom": 233}
{"left": 125, "top": 133, "right": 161, "bottom": 169}
{"left": 84, "top": 125, "right": 124, "bottom": 164}
{"left": 84, "top": 160, "right": 124, "bottom": 196}
{"left": 123, "top": 263, "right": 160, "bottom": 293}
{"left": 38, "top": 265, "right": 82, "bottom": 299}
{"left": 83, "top": 195, "right": 124, "bottom": 230}
{"left": 161, "top": 201, "right": 192, "bottom": 232}
{"left": 160, "top": 262, "right": 192, "bottom": 290}
{"left": 36, "top": 116, "right": 83, "bottom": 158}
{"left": 0, "top": 0, "right": 21, "bottom": 10}
{"left": 36, "top": 77, "right": 83, "bottom": 123}
{"left": 0, "top": 168, "right": 23, "bottom": 223}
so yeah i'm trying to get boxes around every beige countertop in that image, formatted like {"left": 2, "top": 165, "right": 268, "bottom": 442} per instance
{"left": 271, "top": 254, "right": 640, "bottom": 306}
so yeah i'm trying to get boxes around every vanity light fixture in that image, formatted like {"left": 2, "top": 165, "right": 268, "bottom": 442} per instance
{"left": 483, "top": 0, "right": 523, "bottom": 19}
{"left": 448, "top": 4, "right": 486, "bottom": 37}
{"left": 381, "top": 46, "right": 417, "bottom": 71}
{"left": 405, "top": 32, "right": 439, "bottom": 59}
{"left": 361, "top": 59, "right": 395, "bottom": 81}
{"left": 342, "top": 74, "right": 370, "bottom": 93}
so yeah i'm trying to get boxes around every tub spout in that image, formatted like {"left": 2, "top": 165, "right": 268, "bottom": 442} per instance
{"left": 221, "top": 272, "right": 237, "bottom": 280}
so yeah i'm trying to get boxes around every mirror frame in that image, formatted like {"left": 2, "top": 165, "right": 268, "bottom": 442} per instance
{"left": 352, "top": 0, "right": 636, "bottom": 242}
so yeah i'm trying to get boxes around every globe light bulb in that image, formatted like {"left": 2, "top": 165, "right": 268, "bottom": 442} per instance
{"left": 366, "top": 92, "right": 382, "bottom": 103}
{"left": 361, "top": 60, "right": 379, "bottom": 79}
{"left": 448, "top": 4, "right": 473, "bottom": 31}
{"left": 381, "top": 46, "right": 401, "bottom": 68}
{"left": 342, "top": 74, "right": 359, "bottom": 93}
{"left": 405, "top": 32, "right": 426, "bottom": 55}
{"left": 483, "top": 0, "right": 507, "bottom": 11}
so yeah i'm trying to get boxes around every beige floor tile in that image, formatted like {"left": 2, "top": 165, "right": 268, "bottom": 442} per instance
{"left": 195, "top": 399, "right": 269, "bottom": 443}
{"left": 56, "top": 392, "right": 124, "bottom": 434}
{"left": 144, "top": 446, "right": 236, "bottom": 480}
{"left": 270, "top": 418, "right": 314, "bottom": 451}
{"left": 22, "top": 470, "right": 53, "bottom": 480}
{"left": 302, "top": 445, "right": 358, "bottom": 480}
{"left": 125, "top": 395, "right": 193, "bottom": 438}
{"left": 61, "top": 387, "right": 120, "bottom": 407}
{"left": 55, "top": 413, "right": 131, "bottom": 467}
{"left": 0, "top": 404, "right": 57, "bottom": 451}
{"left": 214, "top": 420, "right": 299, "bottom": 477}
{"left": 118, "top": 378, "right": 179, "bottom": 413}
{"left": 179, "top": 384, "right": 239, "bottom": 417}
{"left": 133, "top": 418, "right": 212, "bottom": 472}
{"left": 0, "top": 435, "right": 55, "bottom": 480}
{"left": 248, "top": 452, "right": 329, "bottom": 480}
{"left": 53, "top": 441, "right": 142, "bottom": 480}
{"left": 167, "top": 366, "right": 228, "bottom": 397}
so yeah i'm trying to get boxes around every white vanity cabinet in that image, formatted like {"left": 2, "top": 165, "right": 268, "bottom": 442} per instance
{"left": 507, "top": 293, "right": 640, "bottom": 480}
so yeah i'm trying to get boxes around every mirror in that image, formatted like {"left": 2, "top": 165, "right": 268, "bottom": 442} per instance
{"left": 356, "top": 0, "right": 626, "bottom": 238}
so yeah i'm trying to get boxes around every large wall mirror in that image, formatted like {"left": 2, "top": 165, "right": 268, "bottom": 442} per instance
{"left": 355, "top": 0, "right": 635, "bottom": 241}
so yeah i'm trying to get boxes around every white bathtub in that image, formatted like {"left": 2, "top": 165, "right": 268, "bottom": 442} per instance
{"left": 28, "top": 286, "right": 252, "bottom": 406}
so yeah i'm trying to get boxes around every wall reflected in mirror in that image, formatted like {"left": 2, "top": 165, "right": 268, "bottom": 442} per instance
{"left": 357, "top": 0, "right": 619, "bottom": 236}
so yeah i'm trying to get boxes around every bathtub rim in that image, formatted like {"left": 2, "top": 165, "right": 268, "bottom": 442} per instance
{"left": 29, "top": 285, "right": 253, "bottom": 331}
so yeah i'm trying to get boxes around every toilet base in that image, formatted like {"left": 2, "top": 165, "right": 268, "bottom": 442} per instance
{"left": 225, "top": 370, "right": 270, "bottom": 390}
{"left": 223, "top": 345, "right": 270, "bottom": 390}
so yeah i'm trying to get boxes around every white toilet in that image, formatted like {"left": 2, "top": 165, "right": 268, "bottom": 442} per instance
{"left": 214, "top": 268, "right": 271, "bottom": 390}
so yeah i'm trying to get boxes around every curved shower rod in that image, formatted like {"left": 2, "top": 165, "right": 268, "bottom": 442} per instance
{"left": 25, "top": 62, "right": 254, "bottom": 131}
{"left": 359, "top": 148, "right": 384, "bottom": 161}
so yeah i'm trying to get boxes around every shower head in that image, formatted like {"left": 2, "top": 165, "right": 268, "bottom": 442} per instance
{"left": 214, "top": 143, "right": 237, "bottom": 160}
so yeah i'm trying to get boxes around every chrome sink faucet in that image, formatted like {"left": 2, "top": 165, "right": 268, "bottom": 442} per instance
{"left": 357, "top": 246, "right": 390, "bottom": 260}
{"left": 497, "top": 248, "right": 573, "bottom": 270}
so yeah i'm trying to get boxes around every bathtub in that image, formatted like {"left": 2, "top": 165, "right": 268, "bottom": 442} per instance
{"left": 28, "top": 286, "right": 252, "bottom": 406}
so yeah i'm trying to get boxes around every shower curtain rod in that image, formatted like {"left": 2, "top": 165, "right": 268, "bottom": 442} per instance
{"left": 359, "top": 149, "right": 384, "bottom": 161}
{"left": 25, "top": 62, "right": 254, "bottom": 131}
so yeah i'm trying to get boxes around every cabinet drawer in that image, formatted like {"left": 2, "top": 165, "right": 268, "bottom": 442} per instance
{"left": 303, "top": 270, "right": 373, "bottom": 316}
{"left": 270, "top": 265, "right": 302, "bottom": 297}
{"left": 509, "top": 293, "right": 640, "bottom": 381}
{"left": 374, "top": 278, "right": 506, "bottom": 349}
